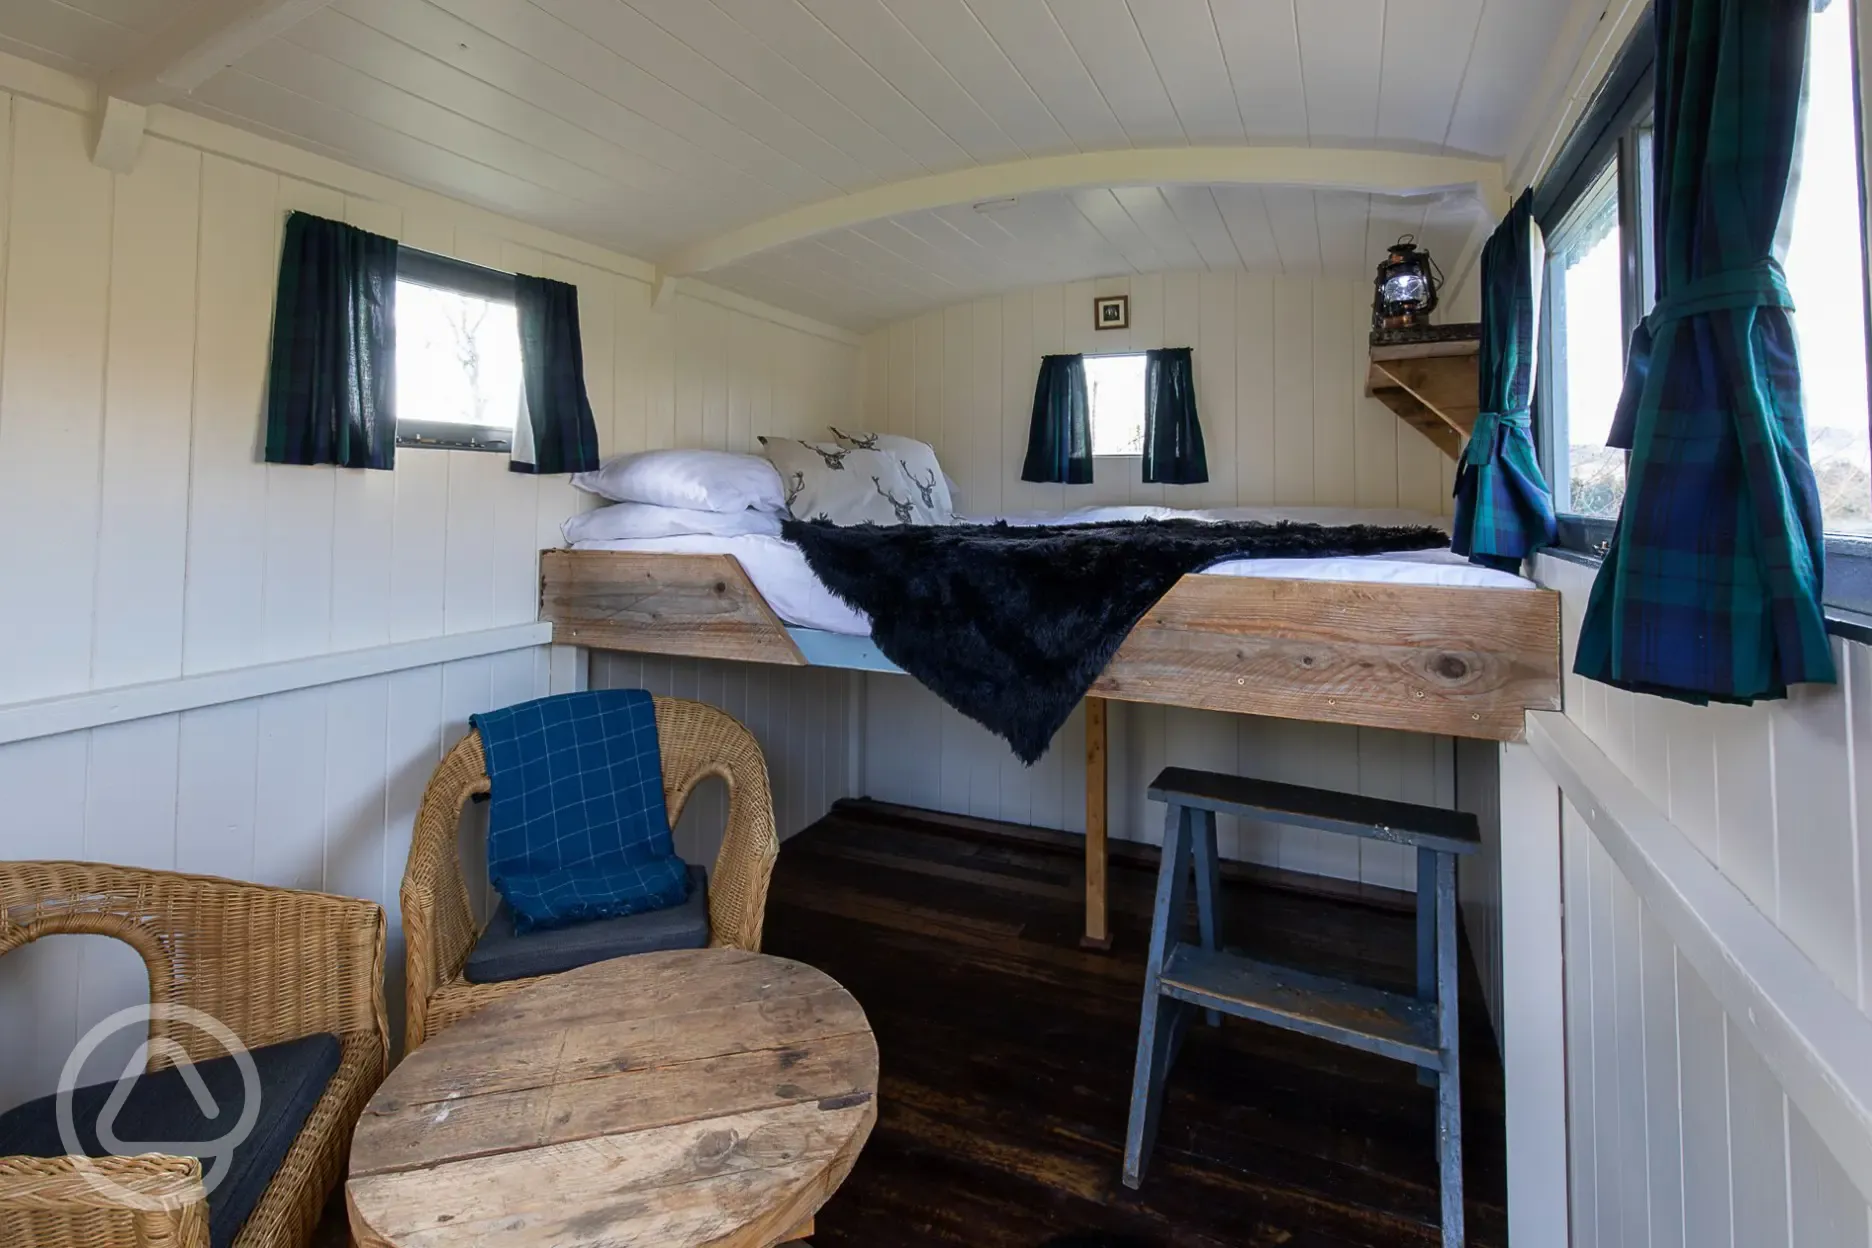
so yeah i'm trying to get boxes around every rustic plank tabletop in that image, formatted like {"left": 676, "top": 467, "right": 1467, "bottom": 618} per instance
{"left": 346, "top": 948, "right": 877, "bottom": 1248}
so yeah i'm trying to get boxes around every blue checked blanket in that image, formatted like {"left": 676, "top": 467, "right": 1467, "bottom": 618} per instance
{"left": 471, "top": 690, "right": 689, "bottom": 933}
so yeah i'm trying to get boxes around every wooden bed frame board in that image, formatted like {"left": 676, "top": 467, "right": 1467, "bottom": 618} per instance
{"left": 1091, "top": 573, "right": 1559, "bottom": 742}
{"left": 541, "top": 550, "right": 1561, "bottom": 742}
{"left": 539, "top": 548, "right": 1563, "bottom": 946}
{"left": 542, "top": 551, "right": 807, "bottom": 667}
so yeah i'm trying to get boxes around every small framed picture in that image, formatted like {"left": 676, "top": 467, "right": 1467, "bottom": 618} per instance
{"left": 1094, "top": 295, "right": 1129, "bottom": 331}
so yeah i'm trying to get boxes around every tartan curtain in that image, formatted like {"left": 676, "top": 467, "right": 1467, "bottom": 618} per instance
{"left": 263, "top": 212, "right": 398, "bottom": 470}
{"left": 1022, "top": 354, "right": 1093, "bottom": 484}
{"left": 512, "top": 275, "right": 603, "bottom": 475}
{"left": 1141, "top": 347, "right": 1208, "bottom": 485}
{"left": 1452, "top": 188, "right": 1557, "bottom": 572}
{"left": 1574, "top": 0, "right": 1835, "bottom": 703}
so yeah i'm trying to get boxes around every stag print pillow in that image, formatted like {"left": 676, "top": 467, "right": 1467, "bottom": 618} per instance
{"left": 759, "top": 436, "right": 947, "bottom": 526}
{"left": 828, "top": 428, "right": 955, "bottom": 520}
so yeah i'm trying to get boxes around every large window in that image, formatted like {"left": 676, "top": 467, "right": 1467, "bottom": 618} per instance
{"left": 1787, "top": 0, "right": 1872, "bottom": 533}
{"left": 395, "top": 250, "right": 524, "bottom": 453}
{"left": 1540, "top": 0, "right": 1872, "bottom": 549}
{"left": 1086, "top": 352, "right": 1147, "bottom": 456}
{"left": 1547, "top": 165, "right": 1629, "bottom": 518}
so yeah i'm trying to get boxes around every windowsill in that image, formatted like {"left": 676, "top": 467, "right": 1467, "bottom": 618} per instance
{"left": 1538, "top": 546, "right": 1606, "bottom": 571}
{"left": 1535, "top": 545, "right": 1872, "bottom": 645}
{"left": 1825, "top": 605, "right": 1872, "bottom": 647}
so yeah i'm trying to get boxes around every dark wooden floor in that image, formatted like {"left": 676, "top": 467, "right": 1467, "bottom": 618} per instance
{"left": 763, "top": 800, "right": 1507, "bottom": 1248}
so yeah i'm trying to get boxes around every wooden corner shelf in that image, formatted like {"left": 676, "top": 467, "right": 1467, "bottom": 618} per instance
{"left": 1367, "top": 336, "right": 1480, "bottom": 461}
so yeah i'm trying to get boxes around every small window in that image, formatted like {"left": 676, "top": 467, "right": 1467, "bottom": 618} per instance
{"left": 395, "top": 250, "right": 523, "bottom": 452}
{"left": 1086, "top": 353, "right": 1147, "bottom": 456}
{"left": 1546, "top": 164, "right": 1628, "bottom": 519}
{"left": 1787, "top": 0, "right": 1872, "bottom": 535}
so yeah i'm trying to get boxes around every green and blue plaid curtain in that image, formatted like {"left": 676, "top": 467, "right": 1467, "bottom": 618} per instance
{"left": 263, "top": 212, "right": 398, "bottom": 470}
{"left": 512, "top": 275, "right": 602, "bottom": 476}
{"left": 1453, "top": 189, "right": 1557, "bottom": 572}
{"left": 1575, "top": 0, "right": 1835, "bottom": 703}
{"left": 1022, "top": 353, "right": 1092, "bottom": 484}
{"left": 1142, "top": 347, "right": 1208, "bottom": 485}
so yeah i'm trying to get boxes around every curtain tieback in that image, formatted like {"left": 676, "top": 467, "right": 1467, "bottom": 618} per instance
{"left": 1609, "top": 261, "right": 1793, "bottom": 450}
{"left": 1464, "top": 408, "right": 1532, "bottom": 468}
{"left": 1646, "top": 260, "right": 1793, "bottom": 327}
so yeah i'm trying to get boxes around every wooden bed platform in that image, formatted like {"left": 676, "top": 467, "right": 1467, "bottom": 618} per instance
{"left": 539, "top": 548, "right": 1562, "bottom": 946}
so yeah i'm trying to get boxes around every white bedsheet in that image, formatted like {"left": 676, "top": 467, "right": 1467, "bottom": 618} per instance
{"left": 569, "top": 505, "right": 1532, "bottom": 637}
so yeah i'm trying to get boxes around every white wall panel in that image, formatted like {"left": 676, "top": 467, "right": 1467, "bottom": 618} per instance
{"left": 1559, "top": 811, "right": 1872, "bottom": 1248}
{"left": 1536, "top": 555, "right": 1867, "bottom": 1007}
{"left": 0, "top": 84, "right": 863, "bottom": 1109}
{"left": 1528, "top": 552, "right": 1872, "bottom": 1245}
{"left": 0, "top": 99, "right": 111, "bottom": 704}
{"left": 855, "top": 272, "right": 1455, "bottom": 886}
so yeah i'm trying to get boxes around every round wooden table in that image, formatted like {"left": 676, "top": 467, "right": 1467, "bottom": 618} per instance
{"left": 346, "top": 948, "right": 877, "bottom": 1248}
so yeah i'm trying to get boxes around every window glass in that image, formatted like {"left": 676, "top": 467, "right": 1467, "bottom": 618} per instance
{"left": 1086, "top": 353, "right": 1147, "bottom": 456}
{"left": 1787, "top": 0, "right": 1872, "bottom": 534}
{"left": 396, "top": 279, "right": 523, "bottom": 443}
{"left": 1547, "top": 164, "right": 1628, "bottom": 519}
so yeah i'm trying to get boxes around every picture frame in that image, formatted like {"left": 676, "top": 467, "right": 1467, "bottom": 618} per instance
{"left": 1094, "top": 295, "right": 1129, "bottom": 331}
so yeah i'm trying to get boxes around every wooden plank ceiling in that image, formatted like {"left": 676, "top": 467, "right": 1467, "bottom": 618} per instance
{"left": 0, "top": 0, "right": 1572, "bottom": 330}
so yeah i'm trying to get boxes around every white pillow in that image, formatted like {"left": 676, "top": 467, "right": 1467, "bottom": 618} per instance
{"left": 761, "top": 437, "right": 947, "bottom": 526}
{"left": 828, "top": 427, "right": 956, "bottom": 519}
{"left": 570, "top": 449, "right": 785, "bottom": 514}
{"left": 562, "top": 502, "right": 785, "bottom": 545}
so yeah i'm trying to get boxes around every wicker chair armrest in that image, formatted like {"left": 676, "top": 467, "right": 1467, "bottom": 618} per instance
{"left": 0, "top": 1154, "right": 209, "bottom": 1248}
{"left": 401, "top": 731, "right": 490, "bottom": 1053}
{"left": 0, "top": 863, "right": 388, "bottom": 1069}
{"left": 654, "top": 698, "right": 780, "bottom": 952}
{"left": 167, "top": 883, "right": 388, "bottom": 1064}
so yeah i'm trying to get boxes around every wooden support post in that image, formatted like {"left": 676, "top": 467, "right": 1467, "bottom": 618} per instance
{"left": 1083, "top": 695, "right": 1111, "bottom": 950}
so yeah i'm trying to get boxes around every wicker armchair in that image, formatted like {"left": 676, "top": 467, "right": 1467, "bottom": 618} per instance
{"left": 401, "top": 695, "right": 780, "bottom": 1051}
{"left": 0, "top": 862, "right": 389, "bottom": 1248}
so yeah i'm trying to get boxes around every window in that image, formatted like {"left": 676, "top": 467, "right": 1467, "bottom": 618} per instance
{"left": 395, "top": 249, "right": 524, "bottom": 452}
{"left": 1538, "top": 1, "right": 1872, "bottom": 558}
{"left": 1547, "top": 165, "right": 1629, "bottom": 519}
{"left": 1787, "top": 0, "right": 1872, "bottom": 534}
{"left": 1086, "top": 352, "right": 1146, "bottom": 455}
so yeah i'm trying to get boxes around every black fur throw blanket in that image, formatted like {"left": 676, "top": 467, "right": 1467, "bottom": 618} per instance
{"left": 781, "top": 517, "right": 1450, "bottom": 764}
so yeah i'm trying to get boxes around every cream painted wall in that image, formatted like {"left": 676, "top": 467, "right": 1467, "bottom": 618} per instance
{"left": 852, "top": 271, "right": 1462, "bottom": 888}
{"left": 0, "top": 68, "right": 862, "bottom": 1107}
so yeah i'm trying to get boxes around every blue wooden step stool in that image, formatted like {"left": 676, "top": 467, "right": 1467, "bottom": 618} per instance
{"left": 1122, "top": 766, "right": 1480, "bottom": 1248}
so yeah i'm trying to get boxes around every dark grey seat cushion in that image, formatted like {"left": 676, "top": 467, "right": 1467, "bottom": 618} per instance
{"left": 465, "top": 863, "right": 710, "bottom": 983}
{"left": 0, "top": 1033, "right": 341, "bottom": 1248}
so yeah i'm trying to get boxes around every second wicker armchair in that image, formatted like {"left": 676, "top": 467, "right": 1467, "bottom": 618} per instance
{"left": 0, "top": 862, "right": 388, "bottom": 1248}
{"left": 399, "top": 695, "right": 781, "bottom": 1051}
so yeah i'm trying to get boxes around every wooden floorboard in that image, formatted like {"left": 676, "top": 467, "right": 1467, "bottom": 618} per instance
{"left": 765, "top": 804, "right": 1507, "bottom": 1248}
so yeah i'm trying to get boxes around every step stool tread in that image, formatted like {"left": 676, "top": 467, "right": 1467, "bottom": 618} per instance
{"left": 1158, "top": 944, "right": 1441, "bottom": 1068}
{"left": 1147, "top": 766, "right": 1480, "bottom": 855}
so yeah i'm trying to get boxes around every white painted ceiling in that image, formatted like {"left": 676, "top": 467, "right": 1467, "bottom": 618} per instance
{"left": 0, "top": 0, "right": 1573, "bottom": 330}
{"left": 712, "top": 184, "right": 1483, "bottom": 329}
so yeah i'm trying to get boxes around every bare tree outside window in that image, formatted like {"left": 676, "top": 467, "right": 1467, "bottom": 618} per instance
{"left": 396, "top": 280, "right": 522, "bottom": 435}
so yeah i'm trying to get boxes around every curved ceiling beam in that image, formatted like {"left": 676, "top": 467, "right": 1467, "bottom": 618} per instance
{"left": 660, "top": 146, "right": 1509, "bottom": 277}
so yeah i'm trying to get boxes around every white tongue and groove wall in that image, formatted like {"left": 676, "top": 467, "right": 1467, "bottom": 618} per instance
{"left": 853, "top": 273, "right": 1472, "bottom": 891}
{"left": 0, "top": 54, "right": 859, "bottom": 1110}
{"left": 1479, "top": 554, "right": 1872, "bottom": 1248}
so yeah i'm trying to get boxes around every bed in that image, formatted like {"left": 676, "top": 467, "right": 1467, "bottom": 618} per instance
{"left": 538, "top": 504, "right": 1562, "bottom": 946}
